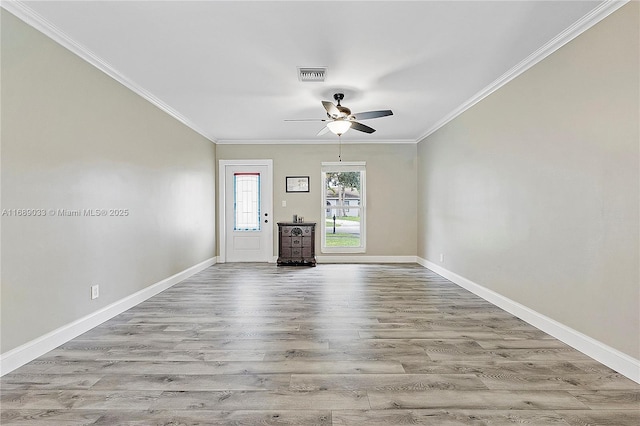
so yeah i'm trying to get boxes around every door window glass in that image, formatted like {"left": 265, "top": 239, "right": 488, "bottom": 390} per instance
{"left": 234, "top": 173, "right": 261, "bottom": 231}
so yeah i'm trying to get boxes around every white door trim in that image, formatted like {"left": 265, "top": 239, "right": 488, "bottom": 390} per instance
{"left": 218, "top": 159, "right": 274, "bottom": 263}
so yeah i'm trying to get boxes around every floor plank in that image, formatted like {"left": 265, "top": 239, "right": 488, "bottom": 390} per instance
{"left": 332, "top": 409, "right": 571, "bottom": 425}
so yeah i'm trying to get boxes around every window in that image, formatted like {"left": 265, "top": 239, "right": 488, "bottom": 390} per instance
{"left": 234, "top": 173, "right": 261, "bottom": 231}
{"left": 321, "top": 162, "right": 366, "bottom": 253}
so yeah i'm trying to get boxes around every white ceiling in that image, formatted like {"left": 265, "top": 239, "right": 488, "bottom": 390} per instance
{"left": 6, "top": 0, "right": 614, "bottom": 143}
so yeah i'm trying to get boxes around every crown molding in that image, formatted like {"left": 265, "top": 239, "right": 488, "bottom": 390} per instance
{"left": 417, "top": 0, "right": 629, "bottom": 143}
{"left": 215, "top": 139, "right": 417, "bottom": 145}
{"left": 1, "top": 0, "right": 218, "bottom": 144}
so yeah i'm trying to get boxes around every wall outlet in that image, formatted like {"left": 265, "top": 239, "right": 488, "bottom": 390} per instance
{"left": 91, "top": 284, "right": 99, "bottom": 300}
{"left": 439, "top": 253, "right": 444, "bottom": 262}
{"left": 282, "top": 200, "right": 287, "bottom": 207}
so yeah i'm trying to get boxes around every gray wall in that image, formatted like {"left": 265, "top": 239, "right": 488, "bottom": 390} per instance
{"left": 417, "top": 3, "right": 639, "bottom": 359}
{"left": 216, "top": 143, "right": 417, "bottom": 258}
{"left": 1, "top": 10, "right": 216, "bottom": 353}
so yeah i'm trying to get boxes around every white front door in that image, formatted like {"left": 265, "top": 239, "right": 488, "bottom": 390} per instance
{"left": 220, "top": 160, "right": 273, "bottom": 262}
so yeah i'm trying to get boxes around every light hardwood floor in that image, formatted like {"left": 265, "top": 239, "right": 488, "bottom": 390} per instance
{"left": 2, "top": 263, "right": 639, "bottom": 425}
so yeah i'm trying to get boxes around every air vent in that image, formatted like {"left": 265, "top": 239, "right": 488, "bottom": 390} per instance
{"left": 298, "top": 67, "right": 327, "bottom": 82}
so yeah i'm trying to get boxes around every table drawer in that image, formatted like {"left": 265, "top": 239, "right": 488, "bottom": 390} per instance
{"left": 279, "top": 247, "right": 292, "bottom": 258}
{"left": 280, "top": 226, "right": 295, "bottom": 236}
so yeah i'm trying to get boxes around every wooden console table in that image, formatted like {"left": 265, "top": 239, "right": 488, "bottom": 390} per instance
{"left": 277, "top": 222, "right": 316, "bottom": 266}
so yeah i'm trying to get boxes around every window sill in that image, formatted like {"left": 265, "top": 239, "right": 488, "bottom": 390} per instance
{"left": 321, "top": 247, "right": 366, "bottom": 254}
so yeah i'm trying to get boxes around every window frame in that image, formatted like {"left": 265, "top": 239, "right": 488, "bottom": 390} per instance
{"left": 320, "top": 161, "right": 366, "bottom": 254}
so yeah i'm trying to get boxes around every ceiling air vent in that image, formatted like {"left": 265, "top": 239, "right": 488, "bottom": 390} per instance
{"left": 298, "top": 67, "right": 327, "bottom": 82}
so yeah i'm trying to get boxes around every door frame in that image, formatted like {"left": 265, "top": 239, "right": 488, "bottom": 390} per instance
{"left": 218, "top": 159, "right": 274, "bottom": 263}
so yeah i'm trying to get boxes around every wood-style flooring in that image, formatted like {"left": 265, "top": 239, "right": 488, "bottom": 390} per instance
{"left": 2, "top": 263, "right": 639, "bottom": 425}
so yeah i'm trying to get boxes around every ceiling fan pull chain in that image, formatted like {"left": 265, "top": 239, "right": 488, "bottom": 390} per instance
{"left": 338, "top": 135, "right": 342, "bottom": 162}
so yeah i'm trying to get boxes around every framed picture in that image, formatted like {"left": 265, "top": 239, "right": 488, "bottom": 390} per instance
{"left": 286, "top": 176, "right": 309, "bottom": 193}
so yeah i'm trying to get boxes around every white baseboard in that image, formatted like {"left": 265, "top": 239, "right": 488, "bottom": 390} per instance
{"left": 217, "top": 257, "right": 276, "bottom": 263}
{"left": 317, "top": 255, "right": 417, "bottom": 264}
{"left": 0, "top": 257, "right": 216, "bottom": 376}
{"left": 417, "top": 257, "right": 640, "bottom": 384}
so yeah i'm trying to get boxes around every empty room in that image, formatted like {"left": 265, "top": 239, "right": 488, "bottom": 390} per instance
{"left": 1, "top": 1, "right": 638, "bottom": 425}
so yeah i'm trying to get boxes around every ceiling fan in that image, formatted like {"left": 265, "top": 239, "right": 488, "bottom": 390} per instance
{"left": 286, "top": 93, "right": 393, "bottom": 136}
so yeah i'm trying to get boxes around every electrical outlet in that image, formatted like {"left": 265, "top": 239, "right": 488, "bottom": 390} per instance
{"left": 439, "top": 253, "right": 444, "bottom": 262}
{"left": 91, "top": 285, "right": 99, "bottom": 300}
{"left": 282, "top": 200, "right": 287, "bottom": 207}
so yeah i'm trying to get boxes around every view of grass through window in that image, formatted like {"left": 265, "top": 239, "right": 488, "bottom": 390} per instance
{"left": 325, "top": 216, "right": 361, "bottom": 247}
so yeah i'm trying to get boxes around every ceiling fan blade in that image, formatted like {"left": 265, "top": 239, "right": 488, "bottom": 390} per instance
{"left": 350, "top": 121, "right": 376, "bottom": 134}
{"left": 322, "top": 101, "right": 340, "bottom": 118}
{"left": 350, "top": 110, "right": 393, "bottom": 120}
{"left": 316, "top": 126, "right": 331, "bottom": 136}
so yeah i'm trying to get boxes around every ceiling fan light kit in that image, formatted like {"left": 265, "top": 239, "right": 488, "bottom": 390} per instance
{"left": 286, "top": 92, "right": 393, "bottom": 138}
{"left": 327, "top": 120, "right": 352, "bottom": 136}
